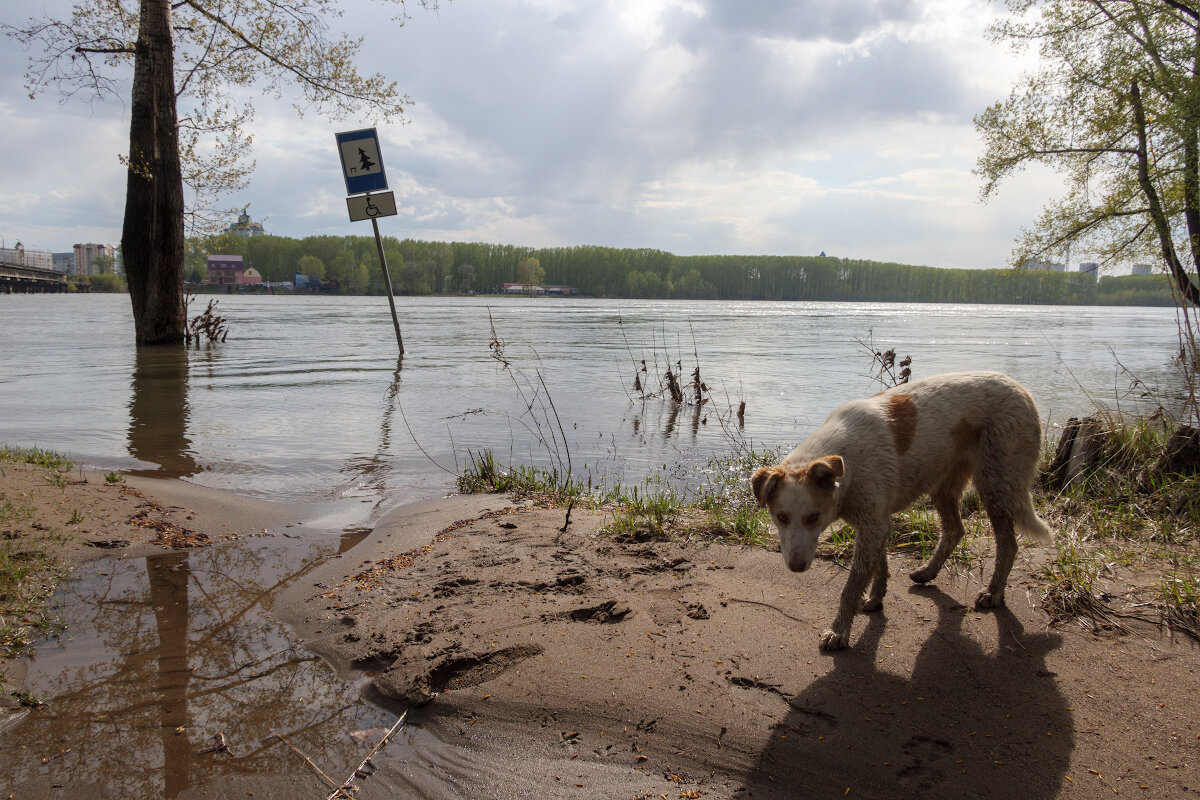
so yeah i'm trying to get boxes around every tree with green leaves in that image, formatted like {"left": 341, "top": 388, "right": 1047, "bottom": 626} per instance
{"left": 517, "top": 256, "right": 545, "bottom": 290}
{"left": 297, "top": 254, "right": 326, "bottom": 282}
{"left": 5, "top": 0, "right": 434, "bottom": 344}
{"left": 976, "top": 0, "right": 1200, "bottom": 308}
{"left": 93, "top": 253, "right": 116, "bottom": 275}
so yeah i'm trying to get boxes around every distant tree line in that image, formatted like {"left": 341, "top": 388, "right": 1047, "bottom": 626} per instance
{"left": 188, "top": 232, "right": 1180, "bottom": 306}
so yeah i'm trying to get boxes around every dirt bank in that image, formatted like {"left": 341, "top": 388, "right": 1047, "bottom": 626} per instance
{"left": 4, "top": 463, "right": 1198, "bottom": 798}
{"left": 284, "top": 493, "right": 1200, "bottom": 799}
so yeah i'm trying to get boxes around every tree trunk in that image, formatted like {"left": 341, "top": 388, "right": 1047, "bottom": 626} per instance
{"left": 122, "top": 0, "right": 186, "bottom": 346}
{"left": 1131, "top": 79, "right": 1200, "bottom": 307}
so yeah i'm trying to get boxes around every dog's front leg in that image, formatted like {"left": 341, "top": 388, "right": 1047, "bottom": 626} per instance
{"left": 820, "top": 522, "right": 885, "bottom": 651}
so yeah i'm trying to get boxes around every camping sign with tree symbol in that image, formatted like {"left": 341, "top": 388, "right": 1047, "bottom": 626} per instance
{"left": 335, "top": 128, "right": 388, "bottom": 195}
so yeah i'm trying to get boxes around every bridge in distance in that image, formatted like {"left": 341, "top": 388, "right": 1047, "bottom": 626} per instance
{"left": 0, "top": 258, "right": 68, "bottom": 293}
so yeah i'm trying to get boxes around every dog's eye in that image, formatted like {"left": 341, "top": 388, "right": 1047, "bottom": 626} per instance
{"left": 804, "top": 512, "right": 820, "bottom": 526}
{"left": 776, "top": 513, "right": 789, "bottom": 526}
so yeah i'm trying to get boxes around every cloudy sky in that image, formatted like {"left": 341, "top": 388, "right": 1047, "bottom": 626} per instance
{"left": 0, "top": 0, "right": 1062, "bottom": 268}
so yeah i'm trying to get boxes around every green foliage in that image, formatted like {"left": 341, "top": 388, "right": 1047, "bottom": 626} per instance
{"left": 87, "top": 273, "right": 126, "bottom": 293}
{"left": 977, "top": 0, "right": 1200, "bottom": 307}
{"left": 1040, "top": 538, "right": 1108, "bottom": 624}
{"left": 0, "top": 499, "right": 35, "bottom": 523}
{"left": 457, "top": 450, "right": 575, "bottom": 499}
{"left": 297, "top": 254, "right": 325, "bottom": 281}
{"left": 181, "top": 232, "right": 1180, "bottom": 303}
{"left": 607, "top": 480, "right": 687, "bottom": 539}
{"left": 92, "top": 253, "right": 115, "bottom": 274}
{"left": 0, "top": 446, "right": 73, "bottom": 471}
{"left": 516, "top": 256, "right": 545, "bottom": 287}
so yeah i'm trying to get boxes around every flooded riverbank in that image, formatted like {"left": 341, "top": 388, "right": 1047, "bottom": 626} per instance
{"left": 3, "top": 295, "right": 1197, "bottom": 797}
{"left": 0, "top": 472, "right": 406, "bottom": 798}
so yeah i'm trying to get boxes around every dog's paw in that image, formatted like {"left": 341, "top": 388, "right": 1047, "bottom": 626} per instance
{"left": 818, "top": 628, "right": 849, "bottom": 651}
{"left": 909, "top": 565, "right": 937, "bottom": 584}
{"left": 974, "top": 590, "right": 1006, "bottom": 609}
{"left": 861, "top": 596, "right": 884, "bottom": 612}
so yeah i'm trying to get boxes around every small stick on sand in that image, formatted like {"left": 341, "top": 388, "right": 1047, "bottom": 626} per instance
{"left": 265, "top": 729, "right": 341, "bottom": 791}
{"left": 325, "top": 709, "right": 410, "bottom": 800}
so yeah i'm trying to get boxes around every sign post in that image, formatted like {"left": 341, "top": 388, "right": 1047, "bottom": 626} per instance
{"left": 335, "top": 128, "right": 404, "bottom": 354}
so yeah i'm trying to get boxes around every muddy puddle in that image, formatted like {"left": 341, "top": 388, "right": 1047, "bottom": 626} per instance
{"left": 0, "top": 526, "right": 426, "bottom": 799}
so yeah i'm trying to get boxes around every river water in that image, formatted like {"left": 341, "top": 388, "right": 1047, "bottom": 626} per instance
{"left": 1, "top": 294, "right": 1188, "bottom": 518}
{"left": 0, "top": 293, "right": 1188, "bottom": 797}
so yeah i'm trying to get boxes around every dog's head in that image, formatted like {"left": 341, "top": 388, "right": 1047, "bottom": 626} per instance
{"left": 751, "top": 456, "right": 844, "bottom": 573}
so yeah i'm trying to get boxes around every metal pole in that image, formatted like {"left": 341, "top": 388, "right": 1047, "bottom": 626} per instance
{"left": 370, "top": 208, "right": 404, "bottom": 354}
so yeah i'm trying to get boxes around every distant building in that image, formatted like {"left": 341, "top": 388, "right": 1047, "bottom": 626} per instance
{"left": 207, "top": 254, "right": 245, "bottom": 285}
{"left": 502, "top": 282, "right": 544, "bottom": 295}
{"left": 1132, "top": 263, "right": 1154, "bottom": 275}
{"left": 227, "top": 205, "right": 266, "bottom": 237}
{"left": 53, "top": 252, "right": 74, "bottom": 273}
{"left": 74, "top": 242, "right": 116, "bottom": 276}
{"left": 543, "top": 284, "right": 580, "bottom": 296}
{"left": 1079, "top": 261, "right": 1099, "bottom": 276}
{"left": 241, "top": 266, "right": 263, "bottom": 285}
{"left": 0, "top": 242, "right": 53, "bottom": 270}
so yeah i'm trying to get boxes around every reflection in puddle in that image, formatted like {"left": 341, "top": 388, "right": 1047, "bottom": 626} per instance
{"left": 0, "top": 532, "right": 397, "bottom": 798}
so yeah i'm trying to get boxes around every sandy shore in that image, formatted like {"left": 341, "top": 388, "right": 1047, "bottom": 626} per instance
{"left": 283, "top": 493, "right": 1200, "bottom": 799}
{"left": 4, "top": 464, "right": 1199, "bottom": 798}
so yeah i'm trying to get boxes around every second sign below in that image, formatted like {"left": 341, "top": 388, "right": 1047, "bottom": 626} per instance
{"left": 346, "top": 191, "right": 398, "bottom": 222}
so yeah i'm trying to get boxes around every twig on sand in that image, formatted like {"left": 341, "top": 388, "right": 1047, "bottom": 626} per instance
{"left": 265, "top": 728, "right": 341, "bottom": 791}
{"left": 325, "top": 710, "right": 410, "bottom": 800}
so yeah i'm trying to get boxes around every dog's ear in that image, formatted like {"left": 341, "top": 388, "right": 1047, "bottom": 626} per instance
{"left": 751, "top": 465, "right": 785, "bottom": 507}
{"left": 806, "top": 456, "right": 844, "bottom": 493}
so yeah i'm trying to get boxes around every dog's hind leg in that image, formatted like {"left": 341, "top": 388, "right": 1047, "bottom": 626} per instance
{"left": 863, "top": 555, "right": 889, "bottom": 612}
{"left": 909, "top": 470, "right": 971, "bottom": 585}
{"left": 974, "top": 472, "right": 1020, "bottom": 608}
{"left": 976, "top": 509, "right": 1018, "bottom": 608}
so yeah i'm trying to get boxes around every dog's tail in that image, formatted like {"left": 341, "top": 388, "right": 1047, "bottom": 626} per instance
{"left": 1015, "top": 497, "right": 1053, "bottom": 546}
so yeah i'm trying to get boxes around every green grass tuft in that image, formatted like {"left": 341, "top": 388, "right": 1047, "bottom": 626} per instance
{"left": 0, "top": 445, "right": 73, "bottom": 471}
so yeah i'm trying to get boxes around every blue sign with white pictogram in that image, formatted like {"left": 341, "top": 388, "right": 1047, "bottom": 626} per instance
{"left": 336, "top": 128, "right": 388, "bottom": 195}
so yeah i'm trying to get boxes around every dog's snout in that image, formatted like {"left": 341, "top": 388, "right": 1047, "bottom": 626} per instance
{"left": 787, "top": 558, "right": 810, "bottom": 573}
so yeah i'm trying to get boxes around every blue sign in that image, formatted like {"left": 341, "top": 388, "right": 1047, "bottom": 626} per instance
{"left": 336, "top": 128, "right": 388, "bottom": 195}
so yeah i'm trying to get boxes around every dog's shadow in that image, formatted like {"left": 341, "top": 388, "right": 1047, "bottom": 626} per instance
{"left": 737, "top": 586, "right": 1072, "bottom": 799}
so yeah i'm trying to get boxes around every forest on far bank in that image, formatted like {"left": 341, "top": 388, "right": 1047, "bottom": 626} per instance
{"left": 190, "top": 233, "right": 1182, "bottom": 306}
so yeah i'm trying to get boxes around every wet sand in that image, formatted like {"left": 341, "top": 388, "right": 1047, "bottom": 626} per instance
{"left": 4, "top": 468, "right": 1200, "bottom": 798}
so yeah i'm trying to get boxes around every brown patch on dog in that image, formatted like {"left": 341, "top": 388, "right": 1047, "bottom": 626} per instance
{"left": 751, "top": 466, "right": 787, "bottom": 507}
{"left": 886, "top": 394, "right": 918, "bottom": 456}
{"left": 951, "top": 418, "right": 982, "bottom": 450}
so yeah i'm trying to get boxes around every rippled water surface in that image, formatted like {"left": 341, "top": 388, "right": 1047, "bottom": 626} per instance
{"left": 1, "top": 294, "right": 1187, "bottom": 515}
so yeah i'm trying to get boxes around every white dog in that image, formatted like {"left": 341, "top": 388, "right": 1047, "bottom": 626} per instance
{"left": 751, "top": 371, "right": 1052, "bottom": 651}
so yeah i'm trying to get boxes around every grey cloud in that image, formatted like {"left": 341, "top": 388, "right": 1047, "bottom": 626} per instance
{"left": 685, "top": 0, "right": 921, "bottom": 45}
{"left": 377, "top": 0, "right": 980, "bottom": 206}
